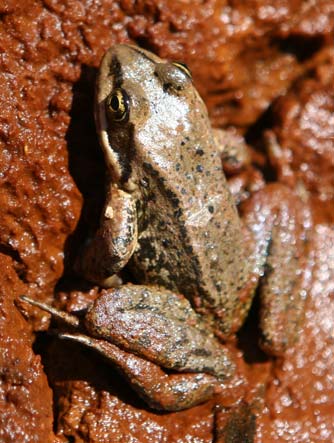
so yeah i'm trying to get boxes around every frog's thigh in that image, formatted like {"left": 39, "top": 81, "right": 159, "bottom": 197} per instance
{"left": 60, "top": 333, "right": 217, "bottom": 411}
{"left": 77, "top": 185, "right": 137, "bottom": 287}
{"left": 241, "top": 184, "right": 310, "bottom": 355}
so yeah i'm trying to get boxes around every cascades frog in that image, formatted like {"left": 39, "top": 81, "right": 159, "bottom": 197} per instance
{"left": 21, "top": 44, "right": 309, "bottom": 411}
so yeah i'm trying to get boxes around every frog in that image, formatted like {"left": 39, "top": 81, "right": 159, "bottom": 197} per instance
{"left": 20, "top": 44, "right": 310, "bottom": 412}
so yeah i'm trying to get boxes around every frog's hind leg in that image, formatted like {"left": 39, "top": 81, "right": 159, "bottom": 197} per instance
{"left": 240, "top": 184, "right": 311, "bottom": 356}
{"left": 19, "top": 294, "right": 218, "bottom": 411}
{"left": 58, "top": 332, "right": 218, "bottom": 411}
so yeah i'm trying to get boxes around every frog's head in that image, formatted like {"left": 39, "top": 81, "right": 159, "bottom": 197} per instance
{"left": 95, "top": 44, "right": 208, "bottom": 188}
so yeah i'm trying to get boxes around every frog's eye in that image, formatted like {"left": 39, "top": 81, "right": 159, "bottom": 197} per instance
{"left": 105, "top": 88, "right": 129, "bottom": 122}
{"left": 172, "top": 62, "right": 192, "bottom": 79}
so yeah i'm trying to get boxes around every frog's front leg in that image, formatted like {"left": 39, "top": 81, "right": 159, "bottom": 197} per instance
{"left": 76, "top": 184, "right": 137, "bottom": 287}
{"left": 240, "top": 184, "right": 311, "bottom": 355}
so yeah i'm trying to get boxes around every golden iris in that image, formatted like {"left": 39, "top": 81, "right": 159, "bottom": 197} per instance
{"left": 106, "top": 88, "right": 129, "bottom": 121}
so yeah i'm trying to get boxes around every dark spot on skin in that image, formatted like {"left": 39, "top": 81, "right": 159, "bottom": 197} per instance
{"left": 175, "top": 163, "right": 181, "bottom": 171}
{"left": 162, "top": 239, "right": 170, "bottom": 247}
{"left": 137, "top": 237, "right": 157, "bottom": 260}
{"left": 264, "top": 262, "right": 274, "bottom": 276}
{"left": 215, "top": 283, "right": 222, "bottom": 292}
{"left": 155, "top": 253, "right": 171, "bottom": 278}
{"left": 181, "top": 188, "right": 187, "bottom": 195}
{"left": 208, "top": 205, "right": 214, "bottom": 214}
{"left": 196, "top": 165, "right": 204, "bottom": 173}
{"left": 148, "top": 191, "right": 157, "bottom": 203}
{"left": 163, "top": 82, "right": 172, "bottom": 93}
{"left": 164, "top": 189, "right": 180, "bottom": 209}
{"left": 185, "top": 244, "right": 193, "bottom": 254}
{"left": 190, "top": 348, "right": 212, "bottom": 357}
{"left": 174, "top": 208, "right": 182, "bottom": 218}
{"left": 196, "top": 148, "right": 204, "bottom": 156}
{"left": 181, "top": 141, "right": 185, "bottom": 146}
{"left": 143, "top": 161, "right": 160, "bottom": 178}
{"left": 133, "top": 301, "right": 150, "bottom": 311}
{"left": 162, "top": 82, "right": 183, "bottom": 93}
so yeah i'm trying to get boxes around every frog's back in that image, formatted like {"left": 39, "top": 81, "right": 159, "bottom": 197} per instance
{"left": 127, "top": 71, "right": 249, "bottom": 333}
{"left": 97, "top": 44, "right": 249, "bottom": 334}
{"left": 132, "top": 117, "right": 249, "bottom": 330}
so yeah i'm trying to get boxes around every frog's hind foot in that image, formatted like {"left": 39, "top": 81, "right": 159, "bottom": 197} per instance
{"left": 20, "top": 295, "right": 80, "bottom": 328}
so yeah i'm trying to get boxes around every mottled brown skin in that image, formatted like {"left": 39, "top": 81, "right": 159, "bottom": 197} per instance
{"left": 84, "top": 286, "right": 234, "bottom": 379}
{"left": 22, "top": 45, "right": 309, "bottom": 411}
{"left": 79, "top": 44, "right": 251, "bottom": 337}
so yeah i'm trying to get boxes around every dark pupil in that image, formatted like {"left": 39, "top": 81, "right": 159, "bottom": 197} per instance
{"left": 110, "top": 95, "right": 120, "bottom": 111}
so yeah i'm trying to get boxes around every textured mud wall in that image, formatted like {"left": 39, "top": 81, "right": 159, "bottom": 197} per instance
{"left": 0, "top": 1, "right": 333, "bottom": 442}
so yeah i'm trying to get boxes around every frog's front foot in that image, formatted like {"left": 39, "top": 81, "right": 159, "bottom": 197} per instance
{"left": 240, "top": 183, "right": 311, "bottom": 355}
{"left": 20, "top": 285, "right": 239, "bottom": 411}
